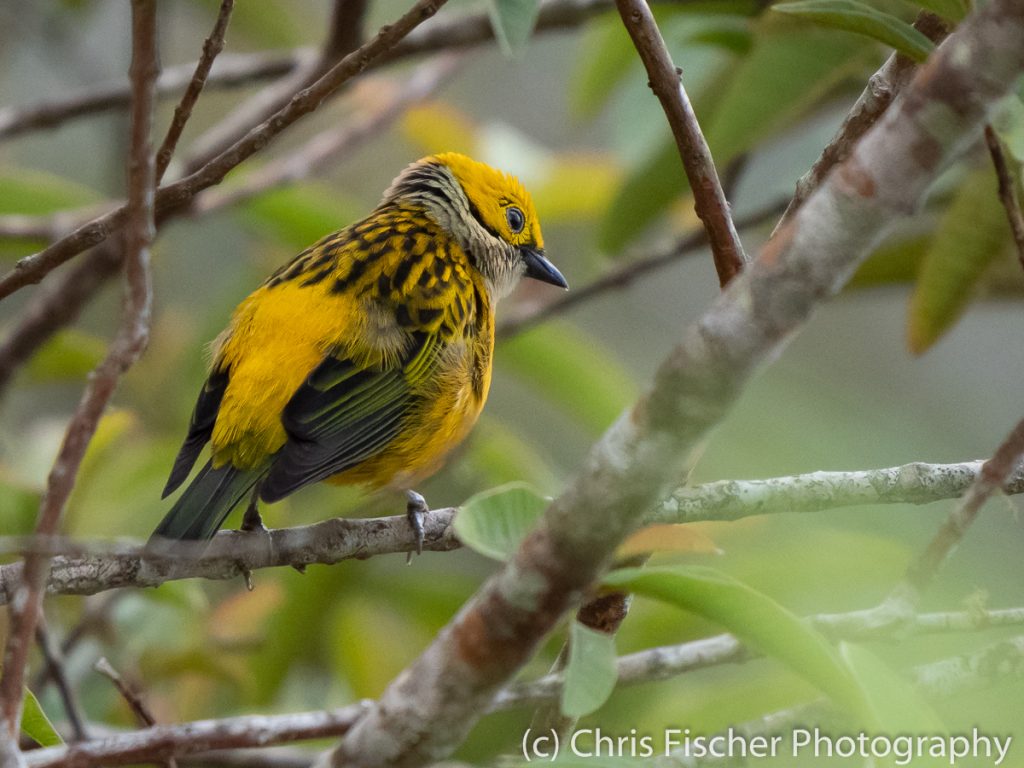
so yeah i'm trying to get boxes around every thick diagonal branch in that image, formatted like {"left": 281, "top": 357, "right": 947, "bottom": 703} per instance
{"left": 313, "top": 2, "right": 1024, "bottom": 767}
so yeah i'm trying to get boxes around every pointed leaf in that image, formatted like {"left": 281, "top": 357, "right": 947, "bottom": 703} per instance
{"left": 454, "top": 482, "right": 548, "bottom": 560}
{"left": 603, "top": 566, "right": 870, "bottom": 717}
{"left": 773, "top": 0, "right": 935, "bottom": 62}
{"left": 489, "top": 0, "right": 542, "bottom": 55}
{"left": 22, "top": 688, "right": 62, "bottom": 747}
{"left": 908, "top": 167, "right": 1010, "bottom": 353}
{"left": 561, "top": 621, "right": 619, "bottom": 717}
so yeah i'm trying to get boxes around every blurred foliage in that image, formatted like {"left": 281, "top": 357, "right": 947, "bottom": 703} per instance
{"left": 0, "top": 0, "right": 1023, "bottom": 761}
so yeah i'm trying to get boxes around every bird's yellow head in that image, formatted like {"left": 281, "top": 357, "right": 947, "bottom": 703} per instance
{"left": 383, "top": 153, "right": 567, "bottom": 299}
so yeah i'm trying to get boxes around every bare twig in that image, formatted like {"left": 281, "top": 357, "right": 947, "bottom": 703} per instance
{"left": 905, "top": 416, "right": 1024, "bottom": 594}
{"left": 0, "top": 0, "right": 449, "bottom": 302}
{"left": 0, "top": 0, "right": 158, "bottom": 742}
{"left": 615, "top": 0, "right": 745, "bottom": 286}
{"left": 984, "top": 124, "right": 1024, "bottom": 271}
{"left": 155, "top": 0, "right": 235, "bottom": 182}
{"left": 94, "top": 658, "right": 177, "bottom": 768}
{"left": 497, "top": 199, "right": 786, "bottom": 340}
{"left": 35, "top": 620, "right": 89, "bottom": 742}
{"left": 773, "top": 11, "right": 951, "bottom": 235}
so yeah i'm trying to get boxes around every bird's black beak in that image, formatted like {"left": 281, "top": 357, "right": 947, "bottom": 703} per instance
{"left": 520, "top": 246, "right": 568, "bottom": 289}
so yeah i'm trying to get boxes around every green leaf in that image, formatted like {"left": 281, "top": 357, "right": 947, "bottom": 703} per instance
{"left": 501, "top": 323, "right": 636, "bottom": 434}
{"left": 572, "top": 16, "right": 640, "bottom": 118}
{"left": 26, "top": 329, "right": 107, "bottom": 383}
{"left": 991, "top": 93, "right": 1024, "bottom": 164}
{"left": 561, "top": 621, "right": 619, "bottom": 717}
{"left": 773, "top": 0, "right": 935, "bottom": 62}
{"left": 22, "top": 688, "right": 62, "bottom": 747}
{"left": 240, "top": 182, "right": 362, "bottom": 250}
{"left": 840, "top": 643, "right": 946, "bottom": 734}
{"left": 603, "top": 566, "right": 870, "bottom": 717}
{"left": 489, "top": 0, "right": 542, "bottom": 55}
{"left": 0, "top": 169, "right": 99, "bottom": 215}
{"left": 454, "top": 482, "right": 548, "bottom": 560}
{"left": 850, "top": 233, "right": 929, "bottom": 287}
{"left": 908, "top": 167, "right": 1010, "bottom": 353}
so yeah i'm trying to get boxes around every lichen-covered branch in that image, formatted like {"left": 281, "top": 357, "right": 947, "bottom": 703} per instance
{"left": 0, "top": 460, "right": 1017, "bottom": 604}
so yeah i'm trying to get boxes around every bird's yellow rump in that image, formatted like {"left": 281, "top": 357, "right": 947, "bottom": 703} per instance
{"left": 152, "top": 153, "right": 567, "bottom": 543}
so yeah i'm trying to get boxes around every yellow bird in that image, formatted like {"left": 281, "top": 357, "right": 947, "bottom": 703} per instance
{"left": 152, "top": 153, "right": 567, "bottom": 546}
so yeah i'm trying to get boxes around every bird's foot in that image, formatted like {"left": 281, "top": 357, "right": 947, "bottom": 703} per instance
{"left": 238, "top": 500, "right": 271, "bottom": 590}
{"left": 406, "top": 490, "right": 429, "bottom": 565}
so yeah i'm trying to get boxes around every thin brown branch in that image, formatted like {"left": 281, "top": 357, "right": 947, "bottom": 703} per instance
{"left": 615, "top": 0, "right": 745, "bottom": 286}
{"left": 0, "top": 0, "right": 696, "bottom": 144}
{"left": 984, "top": 124, "right": 1024, "bottom": 271}
{"left": 0, "top": 52, "right": 309, "bottom": 142}
{"left": 155, "top": 0, "right": 235, "bottom": 182}
{"left": 324, "top": 0, "right": 370, "bottom": 62}
{"left": 773, "top": 11, "right": 951, "bottom": 234}
{"left": 35, "top": 620, "right": 88, "bottom": 742}
{"left": 497, "top": 199, "right": 786, "bottom": 340}
{"left": 0, "top": 0, "right": 158, "bottom": 742}
{"left": 905, "top": 415, "right": 1024, "bottom": 594}
{"left": 94, "top": 658, "right": 177, "bottom": 768}
{"left": 0, "top": 0, "right": 449, "bottom": 303}
{"left": 192, "top": 55, "right": 463, "bottom": 214}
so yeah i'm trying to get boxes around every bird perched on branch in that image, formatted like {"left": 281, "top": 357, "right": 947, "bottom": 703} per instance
{"left": 151, "top": 153, "right": 567, "bottom": 550}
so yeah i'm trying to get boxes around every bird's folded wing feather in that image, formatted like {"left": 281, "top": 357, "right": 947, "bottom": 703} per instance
{"left": 258, "top": 331, "right": 442, "bottom": 502}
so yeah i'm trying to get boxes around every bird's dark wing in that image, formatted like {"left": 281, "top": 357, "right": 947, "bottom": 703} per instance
{"left": 162, "top": 367, "right": 230, "bottom": 498}
{"left": 259, "top": 332, "right": 443, "bottom": 502}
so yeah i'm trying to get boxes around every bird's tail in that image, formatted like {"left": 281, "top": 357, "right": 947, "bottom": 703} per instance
{"left": 150, "top": 460, "right": 260, "bottom": 543}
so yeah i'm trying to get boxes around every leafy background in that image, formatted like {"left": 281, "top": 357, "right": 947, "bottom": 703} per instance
{"left": 1, "top": 0, "right": 1023, "bottom": 763}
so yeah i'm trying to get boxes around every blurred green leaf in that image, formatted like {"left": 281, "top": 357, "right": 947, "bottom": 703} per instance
{"left": 0, "top": 475, "right": 40, "bottom": 535}
{"left": 686, "top": 19, "right": 754, "bottom": 53}
{"left": 850, "top": 234, "right": 929, "bottom": 287}
{"left": 572, "top": 16, "right": 638, "bottom": 118}
{"left": 773, "top": 0, "right": 935, "bottom": 62}
{"left": 241, "top": 183, "right": 363, "bottom": 250}
{"left": 991, "top": 93, "right": 1024, "bottom": 164}
{"left": 22, "top": 688, "right": 62, "bottom": 747}
{"left": 489, "top": 0, "right": 542, "bottom": 55}
{"left": 501, "top": 323, "right": 636, "bottom": 434}
{"left": 561, "top": 620, "right": 619, "bottom": 717}
{"left": 604, "top": 566, "right": 870, "bottom": 717}
{"left": 908, "top": 167, "right": 1010, "bottom": 354}
{"left": 840, "top": 643, "right": 946, "bottom": 735}
{"left": 454, "top": 482, "right": 548, "bottom": 560}
{"left": 601, "top": 21, "right": 868, "bottom": 251}
{"left": 25, "top": 329, "right": 106, "bottom": 383}
{"left": 0, "top": 168, "right": 99, "bottom": 215}
{"left": 464, "top": 419, "right": 560, "bottom": 490}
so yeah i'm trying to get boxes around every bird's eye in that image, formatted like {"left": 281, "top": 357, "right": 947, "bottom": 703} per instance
{"left": 506, "top": 206, "right": 525, "bottom": 234}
